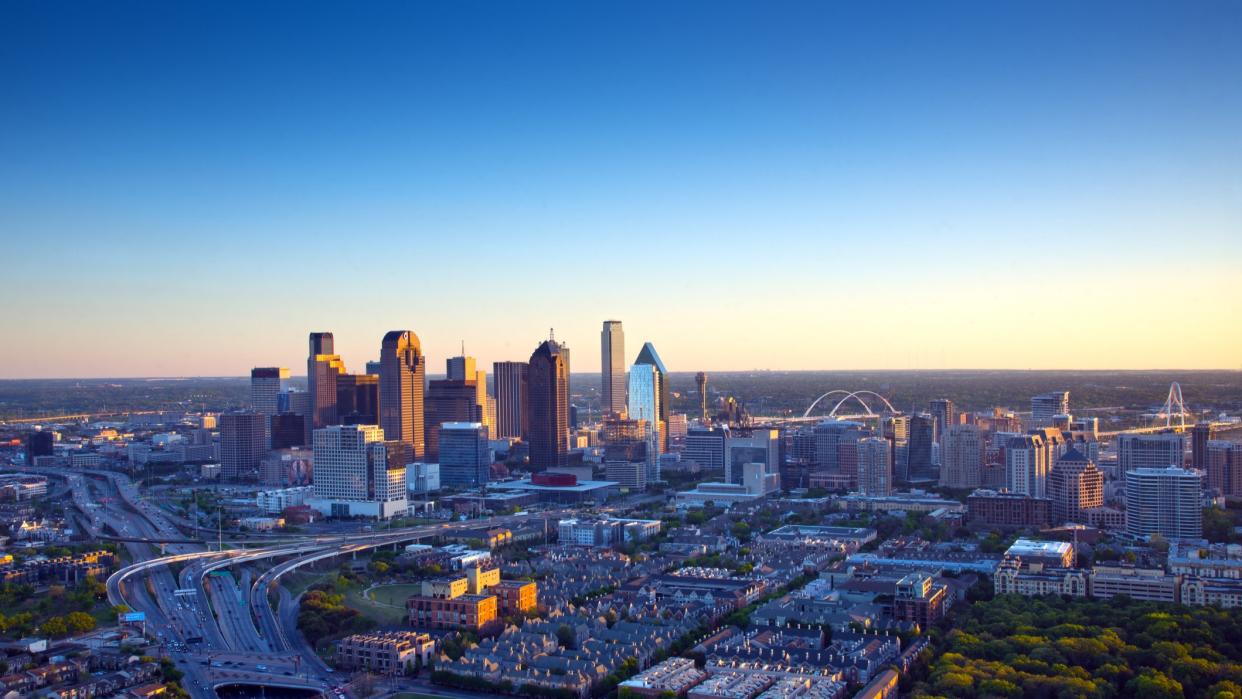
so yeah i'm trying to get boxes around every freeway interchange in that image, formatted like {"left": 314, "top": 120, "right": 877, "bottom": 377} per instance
{"left": 18, "top": 466, "right": 566, "bottom": 698}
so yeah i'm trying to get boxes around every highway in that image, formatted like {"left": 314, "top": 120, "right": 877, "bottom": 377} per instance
{"left": 18, "top": 465, "right": 567, "bottom": 698}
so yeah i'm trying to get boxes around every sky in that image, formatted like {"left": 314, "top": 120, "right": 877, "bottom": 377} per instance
{"left": 1, "top": 1, "right": 1240, "bottom": 378}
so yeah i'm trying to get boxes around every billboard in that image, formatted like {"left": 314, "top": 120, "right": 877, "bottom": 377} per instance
{"left": 121, "top": 611, "right": 146, "bottom": 623}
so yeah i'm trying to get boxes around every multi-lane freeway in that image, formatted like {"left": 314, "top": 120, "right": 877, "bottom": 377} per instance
{"left": 13, "top": 465, "right": 564, "bottom": 698}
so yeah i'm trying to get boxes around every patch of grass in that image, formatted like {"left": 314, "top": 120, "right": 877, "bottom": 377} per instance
{"left": 368, "top": 583, "right": 422, "bottom": 608}
{"left": 343, "top": 585, "right": 407, "bottom": 626}
{"left": 282, "top": 571, "right": 330, "bottom": 597}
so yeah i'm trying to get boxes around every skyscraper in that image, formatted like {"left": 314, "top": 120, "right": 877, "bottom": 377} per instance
{"left": 337, "top": 373, "right": 379, "bottom": 426}
{"left": 634, "top": 342, "right": 669, "bottom": 451}
{"left": 627, "top": 363, "right": 662, "bottom": 461}
{"left": 601, "top": 320, "right": 626, "bottom": 416}
{"left": 1118, "top": 433, "right": 1186, "bottom": 475}
{"left": 1205, "top": 440, "right": 1242, "bottom": 498}
{"left": 928, "top": 399, "right": 955, "bottom": 441}
{"left": 447, "top": 354, "right": 476, "bottom": 381}
{"left": 856, "top": 437, "right": 892, "bottom": 496}
{"left": 493, "top": 361, "right": 529, "bottom": 440}
{"left": 378, "top": 330, "right": 426, "bottom": 458}
{"left": 725, "top": 429, "right": 781, "bottom": 487}
{"left": 683, "top": 426, "right": 728, "bottom": 472}
{"left": 425, "top": 377, "right": 484, "bottom": 460}
{"left": 527, "top": 340, "right": 569, "bottom": 470}
{"left": 439, "top": 422, "right": 491, "bottom": 488}
{"left": 1191, "top": 423, "right": 1215, "bottom": 471}
{"left": 940, "top": 424, "right": 984, "bottom": 489}
{"left": 1031, "top": 391, "right": 1070, "bottom": 426}
{"left": 308, "top": 332, "right": 345, "bottom": 431}
{"left": 1049, "top": 447, "right": 1104, "bottom": 525}
{"left": 249, "top": 367, "right": 289, "bottom": 417}
{"left": 1006, "top": 433, "right": 1049, "bottom": 497}
{"left": 220, "top": 410, "right": 265, "bottom": 481}
{"left": 310, "top": 424, "right": 408, "bottom": 519}
{"left": 1125, "top": 467, "right": 1202, "bottom": 540}
{"left": 907, "top": 413, "right": 935, "bottom": 482}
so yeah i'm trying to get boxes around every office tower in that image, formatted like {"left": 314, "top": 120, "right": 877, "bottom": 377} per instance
{"left": 527, "top": 340, "right": 569, "bottom": 470}
{"left": 683, "top": 427, "right": 728, "bottom": 472}
{"left": 365, "top": 360, "right": 382, "bottom": 376}
{"left": 378, "top": 330, "right": 427, "bottom": 458}
{"left": 1031, "top": 391, "right": 1070, "bottom": 426}
{"left": 1028, "top": 427, "right": 1067, "bottom": 472}
{"left": 439, "top": 422, "right": 491, "bottom": 488}
{"left": 666, "top": 414, "right": 688, "bottom": 442}
{"left": 311, "top": 424, "right": 408, "bottom": 519}
{"left": 813, "top": 420, "right": 866, "bottom": 471}
{"left": 907, "top": 413, "right": 935, "bottom": 482}
{"left": 337, "top": 373, "right": 379, "bottom": 426}
{"left": 725, "top": 429, "right": 780, "bottom": 486}
{"left": 940, "top": 424, "right": 984, "bottom": 489}
{"left": 1006, "top": 433, "right": 1049, "bottom": 497}
{"left": 633, "top": 342, "right": 670, "bottom": 451}
{"left": 628, "top": 363, "right": 662, "bottom": 460}
{"left": 1049, "top": 447, "right": 1104, "bottom": 524}
{"left": 856, "top": 437, "right": 892, "bottom": 495}
{"left": 493, "top": 361, "right": 529, "bottom": 440}
{"left": 220, "top": 411, "right": 265, "bottom": 481}
{"left": 249, "top": 367, "right": 289, "bottom": 416}
{"left": 929, "top": 399, "right": 955, "bottom": 441}
{"left": 1191, "top": 423, "right": 1215, "bottom": 471}
{"left": 308, "top": 332, "right": 344, "bottom": 431}
{"left": 882, "top": 414, "right": 911, "bottom": 482}
{"left": 1118, "top": 433, "right": 1186, "bottom": 475}
{"left": 1205, "top": 440, "right": 1242, "bottom": 497}
{"left": 695, "top": 372, "right": 709, "bottom": 422}
{"left": 601, "top": 320, "right": 626, "bottom": 416}
{"left": 447, "top": 354, "right": 476, "bottom": 381}
{"left": 280, "top": 389, "right": 313, "bottom": 445}
{"left": 1125, "top": 467, "right": 1203, "bottom": 540}
{"left": 270, "top": 413, "right": 306, "bottom": 450}
{"left": 425, "top": 377, "right": 484, "bottom": 460}
{"left": 25, "top": 430, "right": 53, "bottom": 464}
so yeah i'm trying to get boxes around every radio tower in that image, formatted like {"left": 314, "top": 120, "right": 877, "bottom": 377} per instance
{"left": 696, "top": 372, "right": 709, "bottom": 422}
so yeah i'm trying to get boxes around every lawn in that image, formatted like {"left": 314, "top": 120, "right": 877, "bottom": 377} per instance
{"left": 367, "top": 583, "right": 423, "bottom": 608}
{"left": 344, "top": 585, "right": 408, "bottom": 626}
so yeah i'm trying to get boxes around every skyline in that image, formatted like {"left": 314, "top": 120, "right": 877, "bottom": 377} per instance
{"left": 3, "top": 1, "right": 1241, "bottom": 378}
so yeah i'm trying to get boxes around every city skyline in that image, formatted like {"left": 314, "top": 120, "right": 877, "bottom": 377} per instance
{"left": 2, "top": 1, "right": 1240, "bottom": 378}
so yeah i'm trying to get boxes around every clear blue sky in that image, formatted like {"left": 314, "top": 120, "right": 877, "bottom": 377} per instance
{"left": 2, "top": 1, "right": 1240, "bottom": 377}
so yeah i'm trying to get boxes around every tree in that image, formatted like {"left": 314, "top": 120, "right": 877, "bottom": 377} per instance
{"left": 65, "top": 611, "right": 96, "bottom": 634}
{"left": 556, "top": 624, "right": 576, "bottom": 649}
{"left": 40, "top": 616, "right": 68, "bottom": 637}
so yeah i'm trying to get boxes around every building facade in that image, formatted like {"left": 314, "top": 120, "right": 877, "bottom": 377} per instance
{"left": 527, "top": 340, "right": 569, "bottom": 470}
{"left": 1125, "top": 466, "right": 1203, "bottom": 540}
{"left": 601, "top": 320, "right": 626, "bottom": 416}
{"left": 378, "top": 330, "right": 427, "bottom": 459}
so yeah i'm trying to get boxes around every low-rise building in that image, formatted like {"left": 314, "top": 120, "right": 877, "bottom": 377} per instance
{"left": 336, "top": 631, "right": 435, "bottom": 673}
{"left": 619, "top": 657, "right": 708, "bottom": 698}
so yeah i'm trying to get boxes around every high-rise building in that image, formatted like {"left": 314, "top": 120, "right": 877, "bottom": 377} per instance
{"left": 308, "top": 333, "right": 345, "bottom": 432}
{"left": 1006, "top": 434, "right": 1049, "bottom": 497}
{"left": 378, "top": 330, "right": 426, "bottom": 458}
{"left": 1125, "top": 467, "right": 1203, "bottom": 540}
{"left": 725, "top": 429, "right": 780, "bottom": 486}
{"left": 813, "top": 420, "right": 866, "bottom": 472}
{"left": 527, "top": 340, "right": 569, "bottom": 470}
{"left": 882, "top": 414, "right": 911, "bottom": 482}
{"left": 220, "top": 411, "right": 265, "bottom": 481}
{"left": 447, "top": 354, "right": 476, "bottom": 381}
{"left": 1049, "top": 447, "right": 1103, "bottom": 525}
{"left": 695, "top": 372, "right": 709, "bottom": 422}
{"left": 25, "top": 430, "right": 53, "bottom": 465}
{"left": 439, "top": 422, "right": 491, "bottom": 489}
{"left": 856, "top": 437, "right": 892, "bottom": 496}
{"left": 250, "top": 367, "right": 289, "bottom": 416}
{"left": 310, "top": 424, "right": 408, "bottom": 519}
{"left": 633, "top": 343, "right": 670, "bottom": 451}
{"left": 337, "top": 373, "right": 379, "bottom": 426}
{"left": 270, "top": 413, "right": 306, "bottom": 450}
{"left": 1118, "top": 433, "right": 1186, "bottom": 475}
{"left": 627, "top": 363, "right": 662, "bottom": 461}
{"left": 1205, "top": 440, "right": 1242, "bottom": 498}
{"left": 1191, "top": 423, "right": 1215, "bottom": 471}
{"left": 907, "top": 413, "right": 935, "bottom": 482}
{"left": 425, "top": 377, "right": 484, "bottom": 460}
{"left": 929, "top": 399, "right": 955, "bottom": 441}
{"left": 683, "top": 427, "right": 728, "bottom": 472}
{"left": 1031, "top": 391, "right": 1070, "bottom": 427}
{"left": 601, "top": 320, "right": 626, "bottom": 417}
{"left": 493, "top": 361, "right": 529, "bottom": 440}
{"left": 280, "top": 389, "right": 314, "bottom": 445}
{"left": 940, "top": 424, "right": 984, "bottom": 489}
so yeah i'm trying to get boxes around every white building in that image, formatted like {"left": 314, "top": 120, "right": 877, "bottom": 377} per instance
{"left": 256, "top": 486, "right": 313, "bottom": 514}
{"left": 310, "top": 425, "right": 408, "bottom": 519}
{"left": 1125, "top": 466, "right": 1203, "bottom": 540}
{"left": 1118, "top": 433, "right": 1186, "bottom": 475}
